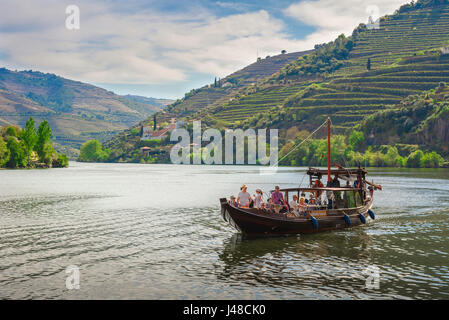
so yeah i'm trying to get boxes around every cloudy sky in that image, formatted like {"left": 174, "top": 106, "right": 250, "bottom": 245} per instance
{"left": 0, "top": 0, "right": 409, "bottom": 99}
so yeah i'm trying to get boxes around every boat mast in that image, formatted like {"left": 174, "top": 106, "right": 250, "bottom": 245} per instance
{"left": 327, "top": 117, "right": 331, "bottom": 183}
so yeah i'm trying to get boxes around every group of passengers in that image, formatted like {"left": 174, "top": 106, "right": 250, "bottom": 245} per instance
{"left": 229, "top": 174, "right": 365, "bottom": 217}
{"left": 229, "top": 184, "right": 328, "bottom": 218}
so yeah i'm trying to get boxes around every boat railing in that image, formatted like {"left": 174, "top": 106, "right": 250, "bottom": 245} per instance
{"left": 273, "top": 187, "right": 363, "bottom": 193}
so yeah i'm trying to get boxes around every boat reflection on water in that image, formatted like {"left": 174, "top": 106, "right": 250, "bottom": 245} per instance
{"left": 217, "top": 231, "right": 378, "bottom": 298}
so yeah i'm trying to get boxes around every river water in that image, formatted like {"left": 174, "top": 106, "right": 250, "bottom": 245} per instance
{"left": 0, "top": 162, "right": 448, "bottom": 299}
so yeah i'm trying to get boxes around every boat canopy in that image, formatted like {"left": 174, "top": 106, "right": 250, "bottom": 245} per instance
{"left": 274, "top": 187, "right": 362, "bottom": 193}
{"left": 306, "top": 167, "right": 367, "bottom": 177}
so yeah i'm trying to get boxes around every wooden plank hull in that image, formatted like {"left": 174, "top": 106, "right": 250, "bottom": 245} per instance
{"left": 220, "top": 198, "right": 373, "bottom": 237}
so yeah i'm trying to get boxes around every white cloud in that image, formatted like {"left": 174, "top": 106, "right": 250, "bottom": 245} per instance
{"left": 284, "top": 0, "right": 407, "bottom": 38}
{"left": 0, "top": 0, "right": 411, "bottom": 92}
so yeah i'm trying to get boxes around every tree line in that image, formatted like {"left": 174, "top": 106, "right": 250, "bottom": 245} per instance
{"left": 0, "top": 117, "right": 68, "bottom": 169}
{"left": 280, "top": 130, "right": 445, "bottom": 168}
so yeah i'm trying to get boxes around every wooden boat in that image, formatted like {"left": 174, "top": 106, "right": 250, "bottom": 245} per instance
{"left": 219, "top": 118, "right": 381, "bottom": 237}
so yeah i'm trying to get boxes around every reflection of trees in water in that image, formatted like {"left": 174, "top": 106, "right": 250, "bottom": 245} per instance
{"left": 217, "top": 230, "right": 375, "bottom": 293}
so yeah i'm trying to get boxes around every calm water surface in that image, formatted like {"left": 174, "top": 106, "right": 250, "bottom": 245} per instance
{"left": 0, "top": 162, "right": 448, "bottom": 299}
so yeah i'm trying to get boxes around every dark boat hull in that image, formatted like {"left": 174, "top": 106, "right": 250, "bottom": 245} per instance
{"left": 220, "top": 198, "right": 373, "bottom": 237}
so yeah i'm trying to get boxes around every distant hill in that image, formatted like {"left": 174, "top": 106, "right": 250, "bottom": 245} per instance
{"left": 0, "top": 68, "right": 172, "bottom": 156}
{"left": 122, "top": 95, "right": 174, "bottom": 109}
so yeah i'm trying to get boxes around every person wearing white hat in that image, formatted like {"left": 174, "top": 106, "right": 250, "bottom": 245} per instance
{"left": 237, "top": 184, "right": 251, "bottom": 208}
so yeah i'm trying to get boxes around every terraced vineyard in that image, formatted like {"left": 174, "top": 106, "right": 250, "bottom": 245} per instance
{"left": 285, "top": 52, "right": 449, "bottom": 130}
{"left": 212, "top": 83, "right": 309, "bottom": 122}
{"left": 336, "top": 4, "right": 449, "bottom": 75}
{"left": 225, "top": 51, "right": 313, "bottom": 86}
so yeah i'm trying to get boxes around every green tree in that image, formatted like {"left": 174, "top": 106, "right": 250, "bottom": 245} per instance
{"left": 384, "top": 146, "right": 400, "bottom": 167}
{"left": 406, "top": 150, "right": 424, "bottom": 168}
{"left": 348, "top": 130, "right": 364, "bottom": 150}
{"left": 396, "top": 156, "right": 407, "bottom": 167}
{"left": 78, "top": 140, "right": 110, "bottom": 162}
{"left": 421, "top": 151, "right": 444, "bottom": 168}
{"left": 40, "top": 143, "right": 56, "bottom": 166}
{"left": 53, "top": 153, "right": 69, "bottom": 167}
{"left": 6, "top": 126, "right": 18, "bottom": 137}
{"left": 36, "top": 120, "right": 52, "bottom": 161}
{"left": 0, "top": 138, "right": 10, "bottom": 167}
{"left": 21, "top": 117, "right": 38, "bottom": 163}
{"left": 6, "top": 137, "right": 26, "bottom": 168}
{"left": 365, "top": 150, "right": 384, "bottom": 167}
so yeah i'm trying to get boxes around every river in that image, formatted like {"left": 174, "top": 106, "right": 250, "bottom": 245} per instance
{"left": 0, "top": 162, "right": 448, "bottom": 299}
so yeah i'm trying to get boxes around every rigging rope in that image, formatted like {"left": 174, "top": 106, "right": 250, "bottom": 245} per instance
{"left": 271, "top": 119, "right": 328, "bottom": 168}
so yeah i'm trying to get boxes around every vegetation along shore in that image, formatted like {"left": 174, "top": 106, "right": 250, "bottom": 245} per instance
{"left": 0, "top": 117, "right": 68, "bottom": 169}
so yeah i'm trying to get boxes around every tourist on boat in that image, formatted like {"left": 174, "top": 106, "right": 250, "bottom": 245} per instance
{"left": 254, "top": 189, "right": 264, "bottom": 209}
{"left": 237, "top": 184, "right": 251, "bottom": 207}
{"left": 248, "top": 196, "right": 254, "bottom": 208}
{"left": 331, "top": 175, "right": 341, "bottom": 188}
{"left": 331, "top": 175, "right": 342, "bottom": 208}
{"left": 354, "top": 176, "right": 363, "bottom": 188}
{"left": 309, "top": 194, "right": 316, "bottom": 205}
{"left": 313, "top": 175, "right": 324, "bottom": 197}
{"left": 229, "top": 195, "right": 237, "bottom": 206}
{"left": 300, "top": 192, "right": 308, "bottom": 204}
{"left": 266, "top": 198, "right": 274, "bottom": 212}
{"left": 271, "top": 186, "right": 287, "bottom": 213}
{"left": 326, "top": 180, "right": 335, "bottom": 209}
{"left": 290, "top": 194, "right": 300, "bottom": 217}
{"left": 299, "top": 196, "right": 307, "bottom": 213}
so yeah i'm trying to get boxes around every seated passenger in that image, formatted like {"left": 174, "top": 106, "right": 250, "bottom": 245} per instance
{"left": 266, "top": 198, "right": 273, "bottom": 212}
{"left": 309, "top": 195, "right": 316, "bottom": 205}
{"left": 290, "top": 195, "right": 300, "bottom": 217}
{"left": 301, "top": 192, "right": 309, "bottom": 204}
{"left": 253, "top": 189, "right": 264, "bottom": 209}
{"left": 229, "top": 196, "right": 237, "bottom": 206}
{"left": 298, "top": 197, "right": 310, "bottom": 217}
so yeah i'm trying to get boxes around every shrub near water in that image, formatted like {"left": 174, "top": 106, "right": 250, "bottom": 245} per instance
{"left": 78, "top": 140, "right": 110, "bottom": 162}
{"left": 0, "top": 117, "right": 68, "bottom": 169}
{"left": 0, "top": 138, "right": 9, "bottom": 166}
